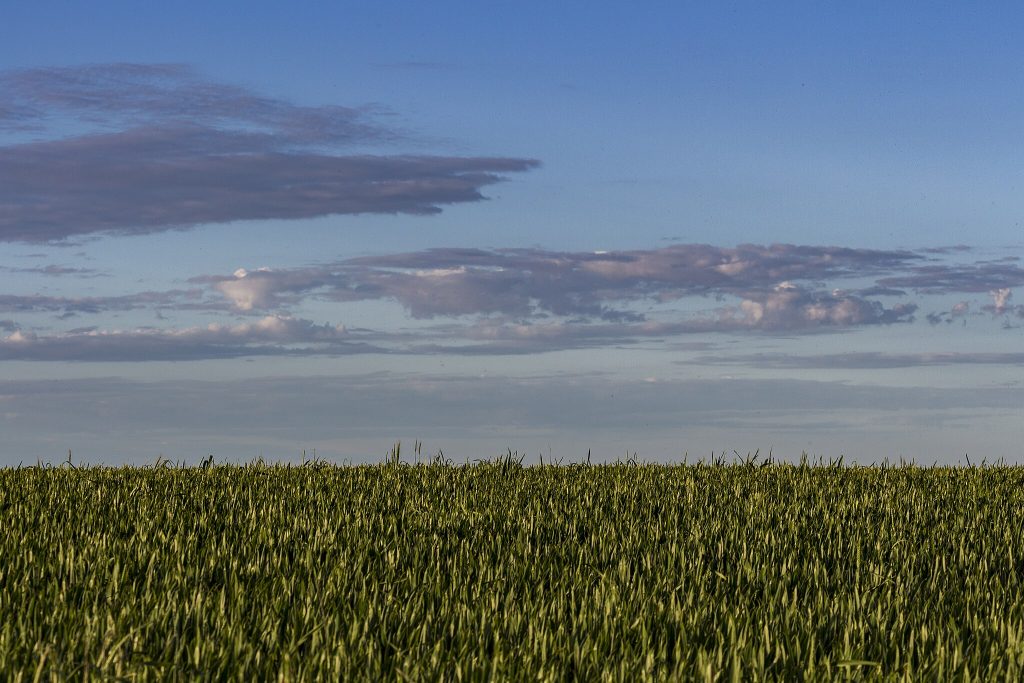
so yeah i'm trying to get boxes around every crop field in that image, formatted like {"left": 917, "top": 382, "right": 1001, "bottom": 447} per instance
{"left": 2, "top": 453, "right": 1024, "bottom": 681}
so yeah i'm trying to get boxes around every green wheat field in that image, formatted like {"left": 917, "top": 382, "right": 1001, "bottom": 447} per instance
{"left": 2, "top": 450, "right": 1023, "bottom": 681}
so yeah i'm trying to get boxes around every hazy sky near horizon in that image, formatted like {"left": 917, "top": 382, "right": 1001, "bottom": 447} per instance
{"left": 2, "top": 2, "right": 1022, "bottom": 465}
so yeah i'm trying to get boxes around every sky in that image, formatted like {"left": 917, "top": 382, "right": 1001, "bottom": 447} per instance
{"left": 1, "top": 2, "right": 1022, "bottom": 466}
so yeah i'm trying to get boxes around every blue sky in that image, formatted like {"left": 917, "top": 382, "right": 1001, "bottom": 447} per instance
{"left": 1, "top": 2, "right": 1022, "bottom": 465}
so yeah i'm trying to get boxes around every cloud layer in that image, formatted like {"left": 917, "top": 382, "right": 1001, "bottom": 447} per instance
{"left": 6, "top": 243, "right": 1024, "bottom": 361}
{"left": 0, "top": 64, "right": 538, "bottom": 242}
{"left": 687, "top": 350, "right": 1024, "bottom": 370}
{"left": 0, "top": 315, "right": 378, "bottom": 361}
{"left": 205, "top": 243, "right": 921, "bottom": 330}
{"left": 205, "top": 244, "right": 921, "bottom": 337}
{"left": 877, "top": 259, "right": 1024, "bottom": 294}
{"left": 0, "top": 290, "right": 203, "bottom": 316}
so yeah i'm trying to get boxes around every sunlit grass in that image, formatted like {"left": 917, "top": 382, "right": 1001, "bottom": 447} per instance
{"left": 2, "top": 449, "right": 1023, "bottom": 680}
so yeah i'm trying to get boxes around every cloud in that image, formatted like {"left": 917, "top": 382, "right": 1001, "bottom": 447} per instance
{"left": 730, "top": 282, "right": 916, "bottom": 330}
{"left": 926, "top": 301, "right": 973, "bottom": 325}
{"left": 0, "top": 63, "right": 382, "bottom": 143}
{"left": 0, "top": 315, "right": 380, "bottom": 361}
{"left": 0, "top": 264, "right": 106, "bottom": 277}
{"left": 406, "top": 318, "right": 727, "bottom": 355}
{"left": 181, "top": 243, "right": 932, "bottom": 357}
{"left": 989, "top": 288, "right": 1012, "bottom": 314}
{"left": 981, "top": 288, "right": 1024, "bottom": 320}
{"left": 350, "top": 242, "right": 918, "bottom": 287}
{"left": 182, "top": 244, "right": 928, "bottom": 355}
{"left": 204, "top": 244, "right": 922, "bottom": 325}
{"left": 8, "top": 242, "right": 1020, "bottom": 360}
{"left": 687, "top": 351, "right": 1024, "bottom": 370}
{"left": 877, "top": 262, "right": 1024, "bottom": 294}
{"left": 439, "top": 287, "right": 916, "bottom": 353}
{"left": 0, "top": 63, "right": 538, "bottom": 242}
{"left": 0, "top": 290, "right": 206, "bottom": 316}
{"left": 204, "top": 266, "right": 335, "bottom": 312}
{"left": 857, "top": 286, "right": 907, "bottom": 297}
{"left": 0, "top": 285, "right": 918, "bottom": 365}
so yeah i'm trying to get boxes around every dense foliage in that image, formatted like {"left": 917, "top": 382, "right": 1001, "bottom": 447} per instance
{"left": 2, "top": 453, "right": 1023, "bottom": 680}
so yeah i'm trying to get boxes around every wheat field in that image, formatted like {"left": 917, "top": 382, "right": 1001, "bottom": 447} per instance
{"left": 2, "top": 452, "right": 1023, "bottom": 680}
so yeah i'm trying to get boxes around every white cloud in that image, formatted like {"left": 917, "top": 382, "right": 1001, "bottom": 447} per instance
{"left": 990, "top": 288, "right": 1012, "bottom": 314}
{"left": 216, "top": 273, "right": 278, "bottom": 311}
{"left": 4, "top": 329, "right": 36, "bottom": 343}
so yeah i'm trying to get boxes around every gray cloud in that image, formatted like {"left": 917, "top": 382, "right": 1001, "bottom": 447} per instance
{"left": 204, "top": 244, "right": 922, "bottom": 328}
{"left": 0, "top": 290, "right": 205, "bottom": 316}
{"left": 0, "top": 264, "right": 106, "bottom": 277}
{"left": 920, "top": 246, "right": 973, "bottom": 254}
{"left": 414, "top": 288, "right": 918, "bottom": 354}
{"left": 7, "top": 243, "right": 1020, "bottom": 360}
{"left": 926, "top": 301, "right": 971, "bottom": 326}
{"left": 0, "top": 315, "right": 381, "bottom": 361}
{"left": 857, "top": 286, "right": 907, "bottom": 297}
{"left": 347, "top": 243, "right": 919, "bottom": 290}
{"left": 0, "top": 63, "right": 538, "bottom": 242}
{"left": 0, "top": 63, "right": 383, "bottom": 143}
{"left": 0, "top": 289, "right": 917, "bottom": 364}
{"left": 405, "top": 318, "right": 737, "bottom": 355}
{"left": 877, "top": 262, "right": 1024, "bottom": 294}
{"left": 929, "top": 303, "right": 966, "bottom": 327}
{"left": 19, "top": 240, "right": 1024, "bottom": 360}
{"left": 687, "top": 351, "right": 1024, "bottom": 370}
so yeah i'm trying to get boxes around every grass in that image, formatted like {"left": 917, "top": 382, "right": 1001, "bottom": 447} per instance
{"left": 1, "top": 450, "right": 1023, "bottom": 680}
